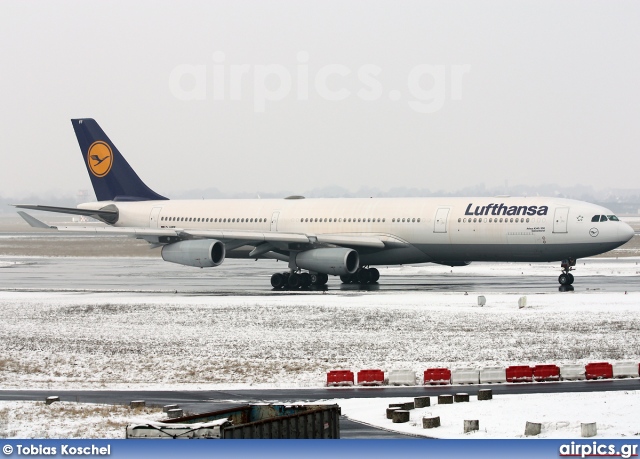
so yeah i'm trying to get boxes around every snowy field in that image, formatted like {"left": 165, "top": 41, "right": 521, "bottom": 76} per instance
{"left": 334, "top": 390, "right": 640, "bottom": 439}
{"left": 0, "top": 401, "right": 163, "bottom": 438}
{"left": 1, "top": 276, "right": 639, "bottom": 390}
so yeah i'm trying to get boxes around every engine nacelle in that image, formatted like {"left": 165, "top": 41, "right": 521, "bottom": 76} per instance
{"left": 161, "top": 239, "right": 225, "bottom": 268}
{"left": 295, "top": 248, "right": 359, "bottom": 275}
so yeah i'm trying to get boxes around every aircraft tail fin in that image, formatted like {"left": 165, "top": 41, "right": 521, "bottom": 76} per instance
{"left": 71, "top": 118, "right": 168, "bottom": 202}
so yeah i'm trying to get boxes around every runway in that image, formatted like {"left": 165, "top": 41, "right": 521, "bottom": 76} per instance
{"left": 1, "top": 255, "right": 639, "bottom": 294}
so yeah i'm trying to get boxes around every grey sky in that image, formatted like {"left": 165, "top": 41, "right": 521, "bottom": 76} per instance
{"left": 1, "top": 0, "right": 639, "bottom": 199}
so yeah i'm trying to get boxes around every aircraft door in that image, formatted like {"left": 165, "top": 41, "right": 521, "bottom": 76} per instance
{"left": 270, "top": 211, "right": 280, "bottom": 232}
{"left": 553, "top": 207, "right": 569, "bottom": 233}
{"left": 149, "top": 206, "right": 162, "bottom": 228}
{"left": 434, "top": 208, "right": 450, "bottom": 233}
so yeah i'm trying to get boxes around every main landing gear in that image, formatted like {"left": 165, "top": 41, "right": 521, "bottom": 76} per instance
{"left": 270, "top": 271, "right": 329, "bottom": 290}
{"left": 340, "top": 267, "right": 380, "bottom": 285}
{"left": 558, "top": 258, "right": 576, "bottom": 286}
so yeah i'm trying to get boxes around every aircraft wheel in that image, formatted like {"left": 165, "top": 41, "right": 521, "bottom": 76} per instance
{"left": 271, "top": 273, "right": 285, "bottom": 289}
{"left": 288, "top": 273, "right": 302, "bottom": 289}
{"left": 558, "top": 273, "right": 570, "bottom": 285}
{"left": 357, "top": 268, "right": 371, "bottom": 284}
{"left": 319, "top": 273, "right": 329, "bottom": 285}
{"left": 369, "top": 268, "right": 380, "bottom": 283}
{"left": 300, "top": 272, "right": 312, "bottom": 288}
{"left": 340, "top": 274, "right": 352, "bottom": 284}
{"left": 567, "top": 273, "right": 574, "bottom": 285}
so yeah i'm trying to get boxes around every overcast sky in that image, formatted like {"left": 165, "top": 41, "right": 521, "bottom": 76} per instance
{"left": 1, "top": 0, "right": 639, "bottom": 199}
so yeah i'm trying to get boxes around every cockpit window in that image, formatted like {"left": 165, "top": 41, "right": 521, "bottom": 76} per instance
{"left": 591, "top": 215, "right": 599, "bottom": 222}
{"left": 607, "top": 215, "right": 619, "bottom": 221}
{"left": 600, "top": 215, "right": 608, "bottom": 222}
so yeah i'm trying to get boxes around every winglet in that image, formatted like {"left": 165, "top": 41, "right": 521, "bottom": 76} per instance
{"left": 17, "top": 211, "right": 56, "bottom": 229}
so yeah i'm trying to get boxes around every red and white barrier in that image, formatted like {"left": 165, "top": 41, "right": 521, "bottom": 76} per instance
{"left": 479, "top": 366, "right": 507, "bottom": 384}
{"left": 357, "top": 369, "right": 385, "bottom": 386}
{"left": 451, "top": 368, "right": 479, "bottom": 385}
{"left": 388, "top": 369, "right": 415, "bottom": 386}
{"left": 329, "top": 360, "right": 639, "bottom": 388}
{"left": 423, "top": 368, "right": 451, "bottom": 385}
{"left": 585, "top": 362, "right": 613, "bottom": 380}
{"left": 533, "top": 364, "right": 560, "bottom": 382}
{"left": 326, "top": 370, "right": 354, "bottom": 387}
{"left": 560, "top": 364, "right": 586, "bottom": 381}
{"left": 612, "top": 361, "right": 640, "bottom": 379}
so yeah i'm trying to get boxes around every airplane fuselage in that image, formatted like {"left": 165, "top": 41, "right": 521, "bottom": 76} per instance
{"left": 81, "top": 196, "right": 633, "bottom": 266}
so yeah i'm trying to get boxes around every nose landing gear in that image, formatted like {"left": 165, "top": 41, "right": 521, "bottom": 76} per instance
{"left": 558, "top": 258, "right": 576, "bottom": 286}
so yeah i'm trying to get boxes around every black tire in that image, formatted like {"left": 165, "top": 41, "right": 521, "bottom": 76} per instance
{"left": 340, "top": 274, "right": 352, "bottom": 284}
{"left": 319, "top": 273, "right": 329, "bottom": 285}
{"left": 271, "top": 273, "right": 285, "bottom": 289}
{"left": 288, "top": 273, "right": 302, "bottom": 289}
{"left": 567, "top": 273, "right": 574, "bottom": 285}
{"left": 300, "top": 272, "right": 312, "bottom": 287}
{"left": 558, "top": 273, "right": 569, "bottom": 285}
{"left": 357, "top": 268, "right": 371, "bottom": 284}
{"left": 369, "top": 268, "right": 380, "bottom": 283}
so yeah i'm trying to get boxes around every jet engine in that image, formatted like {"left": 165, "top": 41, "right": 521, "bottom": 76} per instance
{"left": 294, "top": 248, "right": 359, "bottom": 275}
{"left": 161, "top": 239, "right": 225, "bottom": 268}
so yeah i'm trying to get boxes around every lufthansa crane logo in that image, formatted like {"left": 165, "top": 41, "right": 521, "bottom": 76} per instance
{"left": 87, "top": 141, "right": 113, "bottom": 177}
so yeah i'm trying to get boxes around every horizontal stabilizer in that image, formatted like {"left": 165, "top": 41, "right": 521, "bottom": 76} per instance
{"left": 17, "top": 211, "right": 55, "bottom": 229}
{"left": 13, "top": 204, "right": 119, "bottom": 223}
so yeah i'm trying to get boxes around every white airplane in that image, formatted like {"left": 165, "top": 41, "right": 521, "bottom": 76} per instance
{"left": 16, "top": 119, "right": 634, "bottom": 290}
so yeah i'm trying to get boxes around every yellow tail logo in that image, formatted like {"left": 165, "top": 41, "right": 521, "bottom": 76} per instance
{"left": 87, "top": 141, "right": 113, "bottom": 177}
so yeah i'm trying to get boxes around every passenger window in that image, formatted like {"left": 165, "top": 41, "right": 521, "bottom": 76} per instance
{"left": 417, "top": 218, "right": 420, "bottom": 223}
{"left": 600, "top": 215, "right": 607, "bottom": 222}
{"left": 591, "top": 215, "right": 600, "bottom": 222}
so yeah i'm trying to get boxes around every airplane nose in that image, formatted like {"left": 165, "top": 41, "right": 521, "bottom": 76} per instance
{"left": 619, "top": 222, "right": 635, "bottom": 242}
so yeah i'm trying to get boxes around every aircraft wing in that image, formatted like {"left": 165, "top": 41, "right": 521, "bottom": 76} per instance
{"left": 16, "top": 212, "right": 390, "bottom": 249}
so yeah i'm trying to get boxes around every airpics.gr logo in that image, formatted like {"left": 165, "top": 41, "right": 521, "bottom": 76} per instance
{"left": 87, "top": 141, "right": 113, "bottom": 177}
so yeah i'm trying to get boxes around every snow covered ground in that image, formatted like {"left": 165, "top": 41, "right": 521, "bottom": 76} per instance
{"left": 1, "top": 278, "right": 639, "bottom": 390}
{"left": 1, "top": 391, "right": 639, "bottom": 439}
{"left": 333, "top": 390, "right": 640, "bottom": 439}
{"left": 0, "top": 401, "right": 163, "bottom": 438}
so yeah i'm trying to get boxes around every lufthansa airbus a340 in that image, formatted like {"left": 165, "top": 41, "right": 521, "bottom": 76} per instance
{"left": 16, "top": 119, "right": 634, "bottom": 289}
